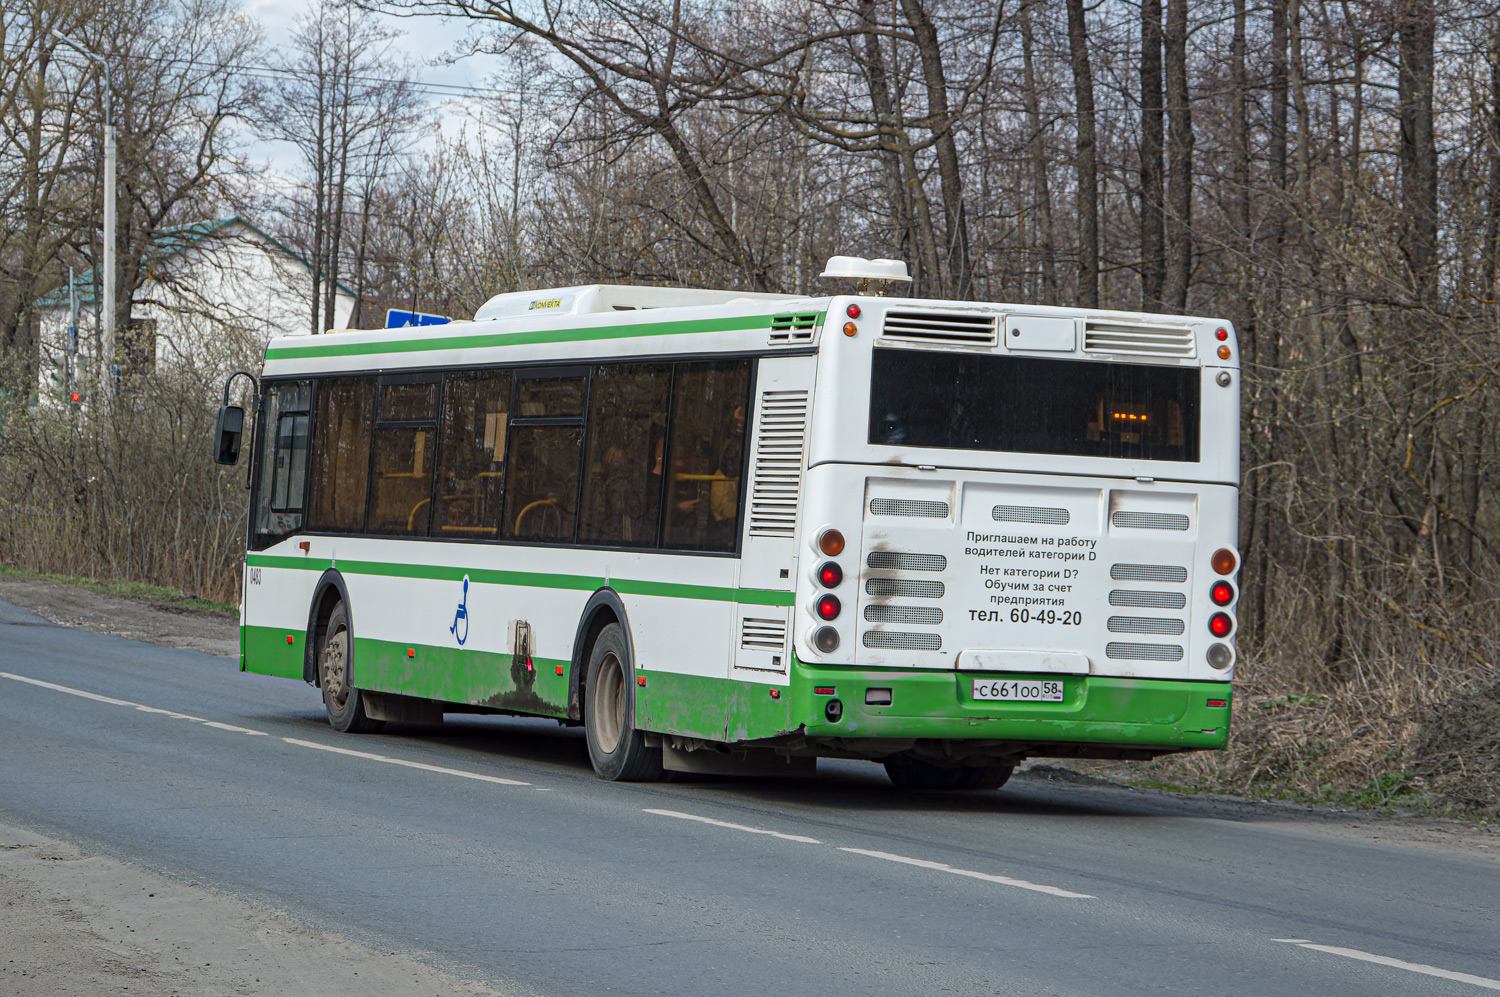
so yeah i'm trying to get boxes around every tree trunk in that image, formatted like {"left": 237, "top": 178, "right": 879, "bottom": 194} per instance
{"left": 1020, "top": 2, "right": 1056, "bottom": 304}
{"left": 1139, "top": 0, "right": 1165, "bottom": 311}
{"left": 1398, "top": 0, "right": 1438, "bottom": 301}
{"left": 1066, "top": 0, "right": 1099, "bottom": 308}
{"left": 898, "top": 0, "right": 972, "bottom": 299}
{"left": 1162, "top": 0, "right": 1193, "bottom": 311}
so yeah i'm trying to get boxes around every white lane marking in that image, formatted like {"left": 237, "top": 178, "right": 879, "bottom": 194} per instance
{"left": 283, "top": 737, "right": 530, "bottom": 786}
{"left": 643, "top": 808, "right": 822, "bottom": 844}
{"left": 0, "top": 672, "right": 258, "bottom": 732}
{"left": 839, "top": 846, "right": 1095, "bottom": 899}
{"left": 202, "top": 721, "right": 269, "bottom": 736}
{"left": 1, "top": 671, "right": 137, "bottom": 706}
{"left": 1273, "top": 939, "right": 1500, "bottom": 991}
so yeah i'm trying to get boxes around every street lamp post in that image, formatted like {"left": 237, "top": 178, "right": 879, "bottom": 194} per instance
{"left": 53, "top": 31, "right": 115, "bottom": 402}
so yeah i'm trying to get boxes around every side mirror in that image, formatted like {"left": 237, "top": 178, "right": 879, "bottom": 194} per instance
{"left": 213, "top": 405, "right": 245, "bottom": 465}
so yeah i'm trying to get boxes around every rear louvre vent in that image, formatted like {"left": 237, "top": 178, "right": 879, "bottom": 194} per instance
{"left": 748, "top": 390, "right": 809, "bottom": 537}
{"left": 1112, "top": 510, "right": 1191, "bottom": 531}
{"left": 1111, "top": 563, "right": 1188, "bottom": 583}
{"left": 866, "top": 578, "right": 945, "bottom": 599}
{"left": 1109, "top": 590, "right": 1187, "bottom": 610}
{"left": 740, "top": 617, "right": 787, "bottom": 651}
{"left": 1084, "top": 321, "right": 1196, "bottom": 358}
{"left": 864, "top": 631, "right": 942, "bottom": 650}
{"left": 1107, "top": 616, "right": 1186, "bottom": 635}
{"left": 870, "top": 498, "right": 949, "bottom": 518}
{"left": 993, "top": 504, "right": 1070, "bottom": 525}
{"left": 867, "top": 551, "right": 946, "bottom": 572}
{"left": 769, "top": 312, "right": 819, "bottom": 343}
{"left": 1105, "top": 642, "right": 1185, "bottom": 662}
{"left": 864, "top": 605, "right": 943, "bottom": 625}
{"left": 882, "top": 310, "right": 998, "bottom": 345}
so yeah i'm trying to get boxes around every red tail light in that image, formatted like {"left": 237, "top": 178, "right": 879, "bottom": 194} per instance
{"left": 1208, "top": 612, "right": 1233, "bottom": 638}
{"left": 846, "top": 304, "right": 861, "bottom": 319}
{"left": 818, "top": 562, "right": 843, "bottom": 588}
{"left": 816, "top": 594, "right": 841, "bottom": 621}
{"left": 1210, "top": 581, "right": 1234, "bottom": 606}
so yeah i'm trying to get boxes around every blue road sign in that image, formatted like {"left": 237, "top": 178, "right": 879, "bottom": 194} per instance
{"left": 386, "top": 308, "right": 451, "bottom": 328}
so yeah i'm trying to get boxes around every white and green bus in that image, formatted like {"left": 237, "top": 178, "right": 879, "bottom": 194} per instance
{"left": 218, "top": 259, "right": 1241, "bottom": 788}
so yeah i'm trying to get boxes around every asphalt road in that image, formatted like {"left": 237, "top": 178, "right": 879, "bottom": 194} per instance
{"left": 1, "top": 595, "right": 1496, "bottom": 997}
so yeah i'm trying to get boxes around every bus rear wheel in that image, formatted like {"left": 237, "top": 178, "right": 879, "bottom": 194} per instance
{"left": 584, "top": 623, "right": 662, "bottom": 782}
{"left": 883, "top": 756, "right": 1013, "bottom": 791}
{"left": 319, "top": 603, "right": 385, "bottom": 734}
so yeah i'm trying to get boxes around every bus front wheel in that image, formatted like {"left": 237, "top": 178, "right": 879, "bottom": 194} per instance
{"left": 584, "top": 623, "right": 662, "bottom": 782}
{"left": 319, "top": 602, "right": 385, "bottom": 734}
{"left": 883, "top": 756, "right": 1013, "bottom": 791}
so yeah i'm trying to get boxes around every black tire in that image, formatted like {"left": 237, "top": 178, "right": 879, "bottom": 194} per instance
{"left": 583, "top": 623, "right": 662, "bottom": 782}
{"left": 884, "top": 756, "right": 1012, "bottom": 791}
{"left": 319, "top": 602, "right": 384, "bottom": 734}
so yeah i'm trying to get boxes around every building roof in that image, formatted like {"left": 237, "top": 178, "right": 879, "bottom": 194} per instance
{"left": 35, "top": 216, "right": 356, "bottom": 308}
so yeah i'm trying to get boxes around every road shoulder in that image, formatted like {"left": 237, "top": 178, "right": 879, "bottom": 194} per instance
{"left": 0, "top": 820, "right": 510, "bottom": 996}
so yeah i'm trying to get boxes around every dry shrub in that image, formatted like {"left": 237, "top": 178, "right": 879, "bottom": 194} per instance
{"left": 1084, "top": 572, "right": 1499, "bottom": 812}
{"left": 0, "top": 365, "right": 249, "bottom": 604}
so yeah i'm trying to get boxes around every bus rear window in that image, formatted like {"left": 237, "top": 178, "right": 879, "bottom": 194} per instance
{"left": 869, "top": 348, "right": 1199, "bottom": 462}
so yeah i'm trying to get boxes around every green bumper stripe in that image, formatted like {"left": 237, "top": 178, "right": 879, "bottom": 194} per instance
{"left": 245, "top": 552, "right": 793, "bottom": 606}
{"left": 264, "top": 313, "right": 815, "bottom": 361}
{"left": 638, "top": 666, "right": 1232, "bottom": 749}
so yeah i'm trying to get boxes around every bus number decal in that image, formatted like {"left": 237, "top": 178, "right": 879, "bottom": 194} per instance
{"left": 248, "top": 567, "right": 262, "bottom": 586}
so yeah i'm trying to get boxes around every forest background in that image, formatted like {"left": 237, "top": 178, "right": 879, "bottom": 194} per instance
{"left": 2, "top": 0, "right": 1497, "bottom": 811}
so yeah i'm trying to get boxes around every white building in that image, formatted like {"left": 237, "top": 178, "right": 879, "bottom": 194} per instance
{"left": 35, "top": 217, "right": 355, "bottom": 399}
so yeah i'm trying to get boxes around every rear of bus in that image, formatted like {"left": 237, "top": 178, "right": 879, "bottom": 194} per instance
{"left": 789, "top": 300, "right": 1239, "bottom": 765}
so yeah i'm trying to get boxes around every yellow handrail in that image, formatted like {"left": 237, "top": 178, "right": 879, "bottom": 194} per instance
{"left": 514, "top": 497, "right": 560, "bottom": 533}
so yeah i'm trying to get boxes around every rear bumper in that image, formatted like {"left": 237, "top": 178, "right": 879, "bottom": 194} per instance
{"left": 791, "top": 662, "right": 1230, "bottom": 752}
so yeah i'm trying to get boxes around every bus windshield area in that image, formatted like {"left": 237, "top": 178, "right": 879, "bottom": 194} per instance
{"left": 869, "top": 348, "right": 1200, "bottom": 462}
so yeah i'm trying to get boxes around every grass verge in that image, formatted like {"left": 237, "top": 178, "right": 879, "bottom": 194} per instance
{"left": 0, "top": 564, "right": 237, "bottom": 618}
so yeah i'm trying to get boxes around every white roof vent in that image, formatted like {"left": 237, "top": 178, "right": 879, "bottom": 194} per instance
{"left": 819, "top": 256, "right": 912, "bottom": 291}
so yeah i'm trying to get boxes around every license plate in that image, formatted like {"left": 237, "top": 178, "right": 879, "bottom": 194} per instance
{"left": 971, "top": 677, "right": 1064, "bottom": 702}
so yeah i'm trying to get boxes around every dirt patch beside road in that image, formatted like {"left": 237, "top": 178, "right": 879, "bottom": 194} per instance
{"left": 0, "top": 821, "right": 516, "bottom": 997}
{"left": 0, "top": 574, "right": 238, "bottom": 658}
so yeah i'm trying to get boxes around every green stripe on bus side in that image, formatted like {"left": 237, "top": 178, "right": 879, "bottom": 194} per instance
{"left": 263, "top": 313, "right": 812, "bottom": 361}
{"left": 244, "top": 553, "right": 794, "bottom": 606}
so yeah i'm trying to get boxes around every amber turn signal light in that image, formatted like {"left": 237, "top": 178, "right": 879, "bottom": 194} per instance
{"left": 1212, "top": 548, "right": 1237, "bottom": 575}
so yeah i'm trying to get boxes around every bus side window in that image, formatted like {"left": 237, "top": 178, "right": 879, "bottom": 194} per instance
{"left": 306, "top": 378, "right": 376, "bottom": 533}
{"left": 578, "top": 364, "right": 670, "bottom": 547}
{"left": 437, "top": 370, "right": 512, "bottom": 538}
{"left": 368, "top": 380, "right": 440, "bottom": 537}
{"left": 662, "top": 360, "right": 751, "bottom": 552}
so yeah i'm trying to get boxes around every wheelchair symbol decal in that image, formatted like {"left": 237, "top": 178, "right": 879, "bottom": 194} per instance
{"left": 450, "top": 574, "right": 469, "bottom": 646}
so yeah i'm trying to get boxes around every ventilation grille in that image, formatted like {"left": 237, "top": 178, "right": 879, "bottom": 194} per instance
{"left": 1107, "top": 616, "right": 1186, "bottom": 635}
{"left": 1109, "top": 590, "right": 1187, "bottom": 610}
{"left": 865, "top": 605, "right": 943, "bottom": 625}
{"left": 864, "top": 631, "right": 943, "bottom": 650}
{"left": 1111, "top": 563, "right": 1188, "bottom": 583}
{"left": 866, "top": 578, "right": 945, "bottom": 599}
{"left": 769, "top": 312, "right": 819, "bottom": 343}
{"left": 993, "top": 504, "right": 1070, "bottom": 525}
{"left": 1084, "top": 321, "right": 1196, "bottom": 357}
{"left": 1105, "top": 642, "right": 1185, "bottom": 661}
{"left": 747, "top": 390, "right": 809, "bottom": 537}
{"left": 870, "top": 498, "right": 949, "bottom": 518}
{"left": 740, "top": 617, "right": 787, "bottom": 651}
{"left": 867, "top": 551, "right": 946, "bottom": 572}
{"left": 1112, "top": 510, "right": 1191, "bottom": 531}
{"left": 882, "top": 310, "right": 998, "bottom": 345}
